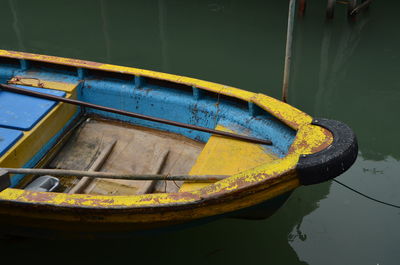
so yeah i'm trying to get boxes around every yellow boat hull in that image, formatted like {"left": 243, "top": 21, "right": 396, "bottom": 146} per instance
{"left": 0, "top": 50, "right": 357, "bottom": 238}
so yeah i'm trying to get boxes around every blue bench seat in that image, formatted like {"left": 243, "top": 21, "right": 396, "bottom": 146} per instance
{"left": 0, "top": 127, "right": 23, "bottom": 156}
{"left": 0, "top": 85, "right": 66, "bottom": 131}
{"left": 0, "top": 85, "right": 66, "bottom": 156}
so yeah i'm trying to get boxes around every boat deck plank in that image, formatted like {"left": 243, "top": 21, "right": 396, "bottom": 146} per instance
{"left": 49, "top": 117, "right": 204, "bottom": 195}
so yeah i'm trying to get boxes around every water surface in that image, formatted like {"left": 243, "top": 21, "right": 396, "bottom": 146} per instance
{"left": 0, "top": 1, "right": 399, "bottom": 264}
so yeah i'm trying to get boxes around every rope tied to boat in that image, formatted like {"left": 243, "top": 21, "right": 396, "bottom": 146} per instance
{"left": 333, "top": 179, "right": 400, "bottom": 209}
{"left": 11, "top": 76, "right": 45, "bottom": 88}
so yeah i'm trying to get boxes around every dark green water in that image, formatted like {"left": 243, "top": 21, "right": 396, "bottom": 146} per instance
{"left": 1, "top": 1, "right": 399, "bottom": 264}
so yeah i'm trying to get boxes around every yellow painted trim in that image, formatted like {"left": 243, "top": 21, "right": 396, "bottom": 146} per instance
{"left": 0, "top": 50, "right": 333, "bottom": 219}
{"left": 252, "top": 94, "right": 312, "bottom": 130}
{"left": 0, "top": 178, "right": 299, "bottom": 223}
{"left": 0, "top": 154, "right": 299, "bottom": 223}
{"left": 290, "top": 123, "right": 333, "bottom": 155}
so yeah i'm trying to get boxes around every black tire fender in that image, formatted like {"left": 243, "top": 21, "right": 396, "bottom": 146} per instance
{"left": 296, "top": 118, "right": 358, "bottom": 185}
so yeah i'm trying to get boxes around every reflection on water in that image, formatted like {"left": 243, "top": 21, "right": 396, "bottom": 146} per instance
{"left": 100, "top": 0, "right": 111, "bottom": 62}
{"left": 8, "top": 0, "right": 25, "bottom": 51}
{"left": 314, "top": 15, "right": 370, "bottom": 117}
{"left": 0, "top": 0, "right": 289, "bottom": 97}
{"left": 289, "top": 1, "right": 400, "bottom": 264}
{"left": 1, "top": 1, "right": 400, "bottom": 264}
{"left": 290, "top": 154, "right": 400, "bottom": 265}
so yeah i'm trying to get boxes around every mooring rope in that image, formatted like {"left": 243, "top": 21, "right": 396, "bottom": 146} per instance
{"left": 333, "top": 179, "right": 400, "bottom": 209}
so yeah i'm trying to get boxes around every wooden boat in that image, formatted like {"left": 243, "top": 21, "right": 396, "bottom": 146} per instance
{"left": 0, "top": 50, "right": 358, "bottom": 238}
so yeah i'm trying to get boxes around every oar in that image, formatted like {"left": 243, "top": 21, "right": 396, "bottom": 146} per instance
{"left": 1, "top": 168, "right": 228, "bottom": 182}
{"left": 0, "top": 83, "right": 272, "bottom": 145}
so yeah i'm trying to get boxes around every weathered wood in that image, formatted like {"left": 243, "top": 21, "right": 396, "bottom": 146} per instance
{"left": 75, "top": 119, "right": 204, "bottom": 195}
{"left": 136, "top": 148, "right": 169, "bottom": 195}
{"left": 36, "top": 118, "right": 205, "bottom": 195}
{"left": 282, "top": 0, "right": 296, "bottom": 103}
{"left": 349, "top": 0, "right": 373, "bottom": 16}
{"left": 0, "top": 168, "right": 227, "bottom": 182}
{"left": 47, "top": 120, "right": 107, "bottom": 191}
{"left": 16, "top": 116, "right": 87, "bottom": 189}
{"left": 68, "top": 139, "right": 117, "bottom": 194}
{"left": 0, "top": 169, "right": 10, "bottom": 192}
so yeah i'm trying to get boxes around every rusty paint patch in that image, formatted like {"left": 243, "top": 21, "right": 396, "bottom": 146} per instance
{"left": 19, "top": 191, "right": 58, "bottom": 202}
{"left": 288, "top": 124, "right": 333, "bottom": 156}
{"left": 161, "top": 192, "right": 201, "bottom": 201}
{"left": 4, "top": 50, "right": 102, "bottom": 67}
{"left": 62, "top": 197, "right": 116, "bottom": 207}
{"left": 252, "top": 94, "right": 313, "bottom": 130}
{"left": 197, "top": 167, "right": 295, "bottom": 200}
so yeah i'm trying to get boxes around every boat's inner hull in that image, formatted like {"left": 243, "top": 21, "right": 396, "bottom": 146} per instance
{"left": 0, "top": 51, "right": 353, "bottom": 239}
{"left": 48, "top": 116, "right": 204, "bottom": 195}
{"left": 0, "top": 53, "right": 303, "bottom": 219}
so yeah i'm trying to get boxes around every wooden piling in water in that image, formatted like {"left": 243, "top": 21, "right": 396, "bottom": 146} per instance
{"left": 282, "top": 0, "right": 296, "bottom": 103}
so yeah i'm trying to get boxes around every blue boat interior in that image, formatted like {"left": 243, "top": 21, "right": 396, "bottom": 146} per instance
{"left": 0, "top": 57, "right": 297, "bottom": 186}
{"left": 81, "top": 70, "right": 296, "bottom": 157}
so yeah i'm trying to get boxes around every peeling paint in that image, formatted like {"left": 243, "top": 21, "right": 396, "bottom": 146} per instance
{"left": 0, "top": 49, "right": 334, "bottom": 228}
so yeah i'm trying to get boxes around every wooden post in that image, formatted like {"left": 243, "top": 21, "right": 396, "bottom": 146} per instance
{"left": 282, "top": 0, "right": 296, "bottom": 103}
{"left": 298, "top": 0, "right": 306, "bottom": 17}
{"left": 349, "top": 0, "right": 373, "bottom": 16}
{"left": 326, "top": 0, "right": 335, "bottom": 19}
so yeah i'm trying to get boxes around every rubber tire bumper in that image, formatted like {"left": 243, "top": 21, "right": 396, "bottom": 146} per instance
{"left": 297, "top": 118, "right": 358, "bottom": 185}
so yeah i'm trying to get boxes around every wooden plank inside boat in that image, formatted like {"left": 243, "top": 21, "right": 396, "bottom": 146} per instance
{"left": 68, "top": 139, "right": 117, "bottom": 194}
{"left": 48, "top": 117, "right": 204, "bottom": 195}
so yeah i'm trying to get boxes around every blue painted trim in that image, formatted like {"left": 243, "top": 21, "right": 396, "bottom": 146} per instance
{"left": 19, "top": 59, "right": 29, "bottom": 71}
{"left": 135, "top": 76, "right": 145, "bottom": 88}
{"left": 248, "top": 102, "right": 262, "bottom": 117}
{"left": 77, "top": 68, "right": 86, "bottom": 79}
{"left": 192, "top": 86, "right": 203, "bottom": 100}
{"left": 79, "top": 77, "right": 296, "bottom": 157}
{"left": 0, "top": 66, "right": 18, "bottom": 84}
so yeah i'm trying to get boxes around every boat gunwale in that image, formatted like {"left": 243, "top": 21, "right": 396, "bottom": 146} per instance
{"left": 0, "top": 170, "right": 299, "bottom": 224}
{"left": 0, "top": 49, "right": 311, "bottom": 130}
{"left": 0, "top": 49, "right": 333, "bottom": 216}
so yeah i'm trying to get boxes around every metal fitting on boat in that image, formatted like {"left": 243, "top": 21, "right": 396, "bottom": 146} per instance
{"left": 24, "top": 175, "right": 60, "bottom": 192}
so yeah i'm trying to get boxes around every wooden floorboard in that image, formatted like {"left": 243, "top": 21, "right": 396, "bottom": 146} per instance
{"left": 48, "top": 117, "right": 204, "bottom": 195}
